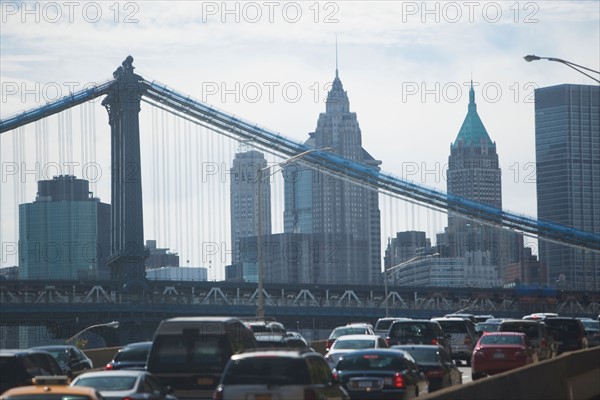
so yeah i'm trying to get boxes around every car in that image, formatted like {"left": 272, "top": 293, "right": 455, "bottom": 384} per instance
{"left": 332, "top": 349, "right": 428, "bottom": 400}
{"left": 443, "top": 313, "right": 476, "bottom": 323}
{"left": 470, "top": 332, "right": 537, "bottom": 380}
{"left": 522, "top": 313, "right": 558, "bottom": 320}
{"left": 498, "top": 319, "right": 556, "bottom": 361}
{"left": 578, "top": 318, "right": 600, "bottom": 347}
{"left": 105, "top": 341, "right": 153, "bottom": 370}
{"left": 1, "top": 376, "right": 104, "bottom": 400}
{"left": 325, "top": 324, "right": 375, "bottom": 352}
{"left": 71, "top": 370, "right": 176, "bottom": 400}
{"left": 391, "top": 344, "right": 461, "bottom": 392}
{"left": 282, "top": 331, "right": 312, "bottom": 349}
{"left": 431, "top": 317, "right": 477, "bottom": 365}
{"left": 146, "top": 316, "right": 256, "bottom": 400}
{"left": 385, "top": 319, "right": 451, "bottom": 355}
{"left": 543, "top": 317, "right": 588, "bottom": 354}
{"left": 213, "top": 349, "right": 349, "bottom": 400}
{"left": 0, "top": 349, "right": 64, "bottom": 393}
{"left": 474, "top": 315, "right": 495, "bottom": 323}
{"left": 31, "top": 345, "right": 93, "bottom": 376}
{"left": 475, "top": 321, "right": 502, "bottom": 335}
{"left": 244, "top": 320, "right": 286, "bottom": 334}
{"left": 373, "top": 318, "right": 410, "bottom": 338}
{"left": 324, "top": 334, "right": 388, "bottom": 368}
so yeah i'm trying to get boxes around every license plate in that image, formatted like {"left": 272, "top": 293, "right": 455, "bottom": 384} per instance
{"left": 197, "top": 377, "right": 213, "bottom": 385}
{"left": 358, "top": 381, "right": 372, "bottom": 388}
{"left": 493, "top": 352, "right": 505, "bottom": 359}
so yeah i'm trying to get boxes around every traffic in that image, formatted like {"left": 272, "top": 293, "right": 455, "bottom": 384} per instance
{"left": 1, "top": 313, "right": 598, "bottom": 400}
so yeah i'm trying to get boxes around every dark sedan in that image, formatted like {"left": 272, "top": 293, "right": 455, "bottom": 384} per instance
{"left": 392, "top": 345, "right": 461, "bottom": 392}
{"left": 31, "top": 345, "right": 93, "bottom": 376}
{"left": 105, "top": 341, "right": 152, "bottom": 370}
{"left": 332, "top": 349, "right": 428, "bottom": 400}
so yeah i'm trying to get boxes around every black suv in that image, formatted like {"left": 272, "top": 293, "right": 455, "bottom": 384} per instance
{"left": 386, "top": 319, "right": 451, "bottom": 355}
{"left": 147, "top": 316, "right": 257, "bottom": 400}
{"left": 543, "top": 317, "right": 588, "bottom": 354}
{"left": 0, "top": 349, "right": 63, "bottom": 393}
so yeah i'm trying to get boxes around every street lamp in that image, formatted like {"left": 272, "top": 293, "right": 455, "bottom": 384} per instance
{"left": 256, "top": 147, "right": 331, "bottom": 319}
{"left": 523, "top": 55, "right": 600, "bottom": 83}
{"left": 65, "top": 321, "right": 120, "bottom": 345}
{"left": 383, "top": 256, "right": 421, "bottom": 318}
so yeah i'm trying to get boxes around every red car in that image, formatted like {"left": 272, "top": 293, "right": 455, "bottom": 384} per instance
{"left": 471, "top": 332, "right": 536, "bottom": 380}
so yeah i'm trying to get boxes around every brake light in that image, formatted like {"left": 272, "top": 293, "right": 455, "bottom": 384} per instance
{"left": 104, "top": 363, "right": 113, "bottom": 370}
{"left": 431, "top": 338, "right": 439, "bottom": 345}
{"left": 393, "top": 373, "right": 404, "bottom": 388}
{"left": 304, "top": 388, "right": 317, "bottom": 400}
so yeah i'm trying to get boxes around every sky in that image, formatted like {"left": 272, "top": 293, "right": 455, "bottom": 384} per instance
{"left": 1, "top": 1, "right": 599, "bottom": 276}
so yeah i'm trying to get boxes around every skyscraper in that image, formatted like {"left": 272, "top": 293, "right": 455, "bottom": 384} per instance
{"left": 535, "top": 84, "right": 600, "bottom": 291}
{"left": 19, "top": 175, "right": 110, "bottom": 279}
{"left": 230, "top": 150, "right": 271, "bottom": 263}
{"left": 445, "top": 82, "right": 516, "bottom": 287}
{"left": 283, "top": 68, "right": 382, "bottom": 284}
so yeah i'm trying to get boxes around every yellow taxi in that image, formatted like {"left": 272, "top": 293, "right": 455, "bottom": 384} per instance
{"left": 0, "top": 376, "right": 104, "bottom": 400}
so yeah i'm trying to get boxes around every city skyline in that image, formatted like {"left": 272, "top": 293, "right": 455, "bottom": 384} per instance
{"left": 2, "top": 1, "right": 599, "bottom": 278}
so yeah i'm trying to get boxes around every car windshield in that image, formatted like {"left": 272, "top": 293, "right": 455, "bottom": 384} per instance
{"left": 73, "top": 376, "right": 137, "bottom": 391}
{"left": 114, "top": 347, "right": 149, "bottom": 362}
{"left": 222, "top": 357, "right": 310, "bottom": 385}
{"left": 480, "top": 335, "right": 524, "bottom": 345}
{"left": 148, "top": 334, "right": 231, "bottom": 373}
{"left": 337, "top": 354, "right": 405, "bottom": 371}
{"left": 333, "top": 339, "right": 375, "bottom": 350}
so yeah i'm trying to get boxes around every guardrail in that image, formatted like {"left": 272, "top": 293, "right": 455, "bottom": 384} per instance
{"left": 421, "top": 346, "right": 600, "bottom": 400}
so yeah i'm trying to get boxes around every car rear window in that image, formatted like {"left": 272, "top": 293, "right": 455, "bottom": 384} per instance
{"left": 332, "top": 339, "right": 376, "bottom": 350}
{"left": 114, "top": 346, "right": 150, "bottom": 362}
{"left": 391, "top": 322, "right": 436, "bottom": 337}
{"left": 332, "top": 327, "right": 369, "bottom": 338}
{"left": 480, "top": 335, "right": 524, "bottom": 345}
{"left": 149, "top": 334, "right": 231, "bottom": 373}
{"left": 222, "top": 357, "right": 310, "bottom": 385}
{"left": 74, "top": 376, "right": 137, "bottom": 391}
{"left": 396, "top": 348, "right": 439, "bottom": 364}
{"left": 337, "top": 353, "right": 406, "bottom": 371}
{"left": 436, "top": 321, "right": 467, "bottom": 333}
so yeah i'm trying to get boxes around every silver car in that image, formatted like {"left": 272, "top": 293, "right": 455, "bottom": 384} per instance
{"left": 71, "top": 370, "right": 177, "bottom": 400}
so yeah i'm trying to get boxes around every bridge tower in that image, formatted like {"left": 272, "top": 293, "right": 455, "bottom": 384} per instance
{"left": 101, "top": 56, "right": 148, "bottom": 282}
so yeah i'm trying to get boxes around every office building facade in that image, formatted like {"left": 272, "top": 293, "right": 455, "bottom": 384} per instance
{"left": 283, "top": 69, "right": 382, "bottom": 284}
{"left": 535, "top": 84, "right": 600, "bottom": 290}
{"left": 230, "top": 150, "right": 271, "bottom": 264}
{"left": 19, "top": 175, "right": 110, "bottom": 280}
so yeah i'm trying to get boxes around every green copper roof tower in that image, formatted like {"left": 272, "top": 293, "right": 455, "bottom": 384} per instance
{"left": 452, "top": 81, "right": 496, "bottom": 150}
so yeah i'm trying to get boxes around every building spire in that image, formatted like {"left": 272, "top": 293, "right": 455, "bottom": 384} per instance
{"left": 335, "top": 35, "right": 339, "bottom": 78}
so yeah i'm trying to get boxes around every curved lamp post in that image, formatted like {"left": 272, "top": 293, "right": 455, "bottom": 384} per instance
{"left": 256, "top": 147, "right": 332, "bottom": 319}
{"left": 65, "top": 321, "right": 120, "bottom": 344}
{"left": 524, "top": 55, "right": 600, "bottom": 83}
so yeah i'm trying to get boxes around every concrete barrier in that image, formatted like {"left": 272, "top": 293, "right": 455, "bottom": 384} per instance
{"left": 83, "top": 347, "right": 120, "bottom": 370}
{"left": 421, "top": 346, "right": 600, "bottom": 400}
